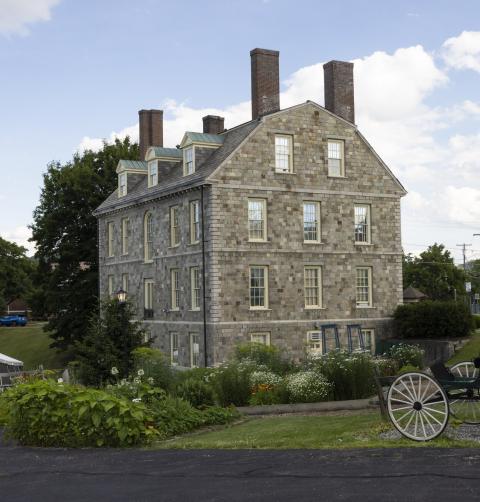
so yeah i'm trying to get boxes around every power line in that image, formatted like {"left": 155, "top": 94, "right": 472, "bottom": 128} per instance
{"left": 457, "top": 243, "right": 472, "bottom": 272}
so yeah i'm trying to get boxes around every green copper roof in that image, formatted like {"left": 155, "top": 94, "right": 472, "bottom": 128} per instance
{"left": 184, "top": 132, "right": 225, "bottom": 145}
{"left": 150, "top": 147, "right": 183, "bottom": 159}
{"left": 118, "top": 160, "right": 147, "bottom": 171}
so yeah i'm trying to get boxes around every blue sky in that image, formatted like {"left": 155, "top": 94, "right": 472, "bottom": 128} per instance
{"left": 1, "top": 0, "right": 480, "bottom": 264}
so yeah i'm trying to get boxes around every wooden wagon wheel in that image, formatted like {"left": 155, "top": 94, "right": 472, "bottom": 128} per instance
{"left": 387, "top": 372, "right": 449, "bottom": 441}
{"left": 449, "top": 361, "right": 480, "bottom": 425}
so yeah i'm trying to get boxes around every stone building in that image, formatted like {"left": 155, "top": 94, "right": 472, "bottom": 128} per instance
{"left": 94, "top": 48, "right": 406, "bottom": 367}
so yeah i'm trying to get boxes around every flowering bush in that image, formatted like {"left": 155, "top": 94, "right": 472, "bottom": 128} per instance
{"left": 249, "top": 370, "right": 282, "bottom": 387}
{"left": 210, "top": 363, "right": 252, "bottom": 407}
{"left": 285, "top": 371, "right": 332, "bottom": 403}
{"left": 176, "top": 377, "right": 215, "bottom": 408}
{"left": 234, "top": 343, "right": 290, "bottom": 373}
{"left": 132, "top": 348, "right": 175, "bottom": 392}
{"left": 106, "top": 370, "right": 165, "bottom": 406}
{"left": 387, "top": 343, "right": 424, "bottom": 369}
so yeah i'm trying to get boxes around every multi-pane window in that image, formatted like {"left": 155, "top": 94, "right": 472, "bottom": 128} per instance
{"left": 303, "top": 202, "right": 321, "bottom": 242}
{"left": 361, "top": 329, "right": 375, "bottom": 354}
{"left": 356, "top": 267, "right": 372, "bottom": 307}
{"left": 170, "top": 206, "right": 179, "bottom": 246}
{"left": 170, "top": 332, "right": 179, "bottom": 365}
{"left": 144, "top": 212, "right": 153, "bottom": 262}
{"left": 248, "top": 199, "right": 267, "bottom": 241}
{"left": 190, "top": 200, "right": 200, "bottom": 244}
{"left": 171, "top": 269, "right": 180, "bottom": 310}
{"left": 190, "top": 333, "right": 200, "bottom": 368}
{"left": 275, "top": 135, "right": 293, "bottom": 173}
{"left": 121, "top": 218, "right": 129, "bottom": 255}
{"left": 122, "top": 273, "right": 129, "bottom": 293}
{"left": 250, "top": 332, "right": 271, "bottom": 345}
{"left": 327, "top": 140, "right": 344, "bottom": 177}
{"left": 249, "top": 266, "right": 268, "bottom": 309}
{"left": 107, "top": 222, "right": 114, "bottom": 257}
{"left": 190, "top": 267, "right": 200, "bottom": 311}
{"left": 184, "top": 147, "right": 194, "bottom": 175}
{"left": 354, "top": 204, "right": 371, "bottom": 244}
{"left": 304, "top": 266, "right": 322, "bottom": 308}
{"left": 118, "top": 173, "right": 127, "bottom": 197}
{"left": 108, "top": 275, "right": 114, "bottom": 298}
{"left": 148, "top": 160, "right": 158, "bottom": 187}
{"left": 307, "top": 331, "right": 322, "bottom": 354}
{"left": 144, "top": 279, "right": 154, "bottom": 318}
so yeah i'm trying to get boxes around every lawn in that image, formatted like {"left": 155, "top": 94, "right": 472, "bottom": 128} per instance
{"left": 155, "top": 412, "right": 478, "bottom": 449}
{"left": 448, "top": 329, "right": 480, "bottom": 365}
{"left": 0, "top": 322, "right": 63, "bottom": 370}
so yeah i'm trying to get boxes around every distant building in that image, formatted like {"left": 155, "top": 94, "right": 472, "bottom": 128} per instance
{"left": 6, "top": 298, "right": 30, "bottom": 316}
{"left": 94, "top": 49, "right": 406, "bottom": 366}
{"left": 403, "top": 286, "right": 428, "bottom": 304}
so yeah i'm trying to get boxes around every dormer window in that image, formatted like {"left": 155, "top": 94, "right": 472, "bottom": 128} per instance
{"left": 148, "top": 161, "right": 158, "bottom": 187}
{"left": 118, "top": 173, "right": 127, "bottom": 197}
{"left": 184, "top": 147, "right": 194, "bottom": 176}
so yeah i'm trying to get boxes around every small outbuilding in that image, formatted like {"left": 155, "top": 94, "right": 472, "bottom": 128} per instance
{"left": 403, "top": 286, "right": 428, "bottom": 304}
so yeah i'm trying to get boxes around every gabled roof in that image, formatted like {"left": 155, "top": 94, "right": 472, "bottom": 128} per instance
{"left": 147, "top": 147, "right": 183, "bottom": 160}
{"left": 116, "top": 160, "right": 147, "bottom": 173}
{"left": 180, "top": 132, "right": 225, "bottom": 148}
{"left": 403, "top": 286, "right": 428, "bottom": 300}
{"left": 94, "top": 119, "right": 259, "bottom": 216}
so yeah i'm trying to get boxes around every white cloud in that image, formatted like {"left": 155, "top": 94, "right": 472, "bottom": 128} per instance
{"left": 442, "top": 31, "right": 480, "bottom": 72}
{"left": 1, "top": 226, "right": 34, "bottom": 255}
{"left": 0, "top": 0, "right": 61, "bottom": 36}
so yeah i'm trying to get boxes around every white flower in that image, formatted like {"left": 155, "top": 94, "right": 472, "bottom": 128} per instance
{"left": 147, "top": 377, "right": 154, "bottom": 384}
{"left": 57, "top": 378, "right": 63, "bottom": 384}
{"left": 133, "top": 377, "right": 141, "bottom": 384}
{"left": 137, "top": 369, "right": 145, "bottom": 376}
{"left": 132, "top": 398, "right": 141, "bottom": 403}
{"left": 111, "top": 367, "right": 119, "bottom": 376}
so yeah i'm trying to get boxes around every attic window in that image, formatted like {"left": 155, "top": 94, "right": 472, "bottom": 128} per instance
{"left": 118, "top": 173, "right": 127, "bottom": 197}
{"left": 184, "top": 147, "right": 194, "bottom": 176}
{"left": 148, "top": 160, "right": 158, "bottom": 187}
{"left": 327, "top": 140, "right": 345, "bottom": 177}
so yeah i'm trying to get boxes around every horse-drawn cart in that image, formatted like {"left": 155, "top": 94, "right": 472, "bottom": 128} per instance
{"left": 383, "top": 360, "right": 480, "bottom": 441}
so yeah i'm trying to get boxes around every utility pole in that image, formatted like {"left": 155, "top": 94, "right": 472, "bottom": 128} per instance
{"left": 458, "top": 243, "right": 472, "bottom": 310}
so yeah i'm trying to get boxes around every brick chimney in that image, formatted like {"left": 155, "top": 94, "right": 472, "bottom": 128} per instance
{"left": 323, "top": 61, "right": 355, "bottom": 124}
{"left": 250, "top": 48, "right": 280, "bottom": 120}
{"left": 202, "top": 115, "right": 225, "bottom": 135}
{"left": 138, "top": 109, "right": 163, "bottom": 160}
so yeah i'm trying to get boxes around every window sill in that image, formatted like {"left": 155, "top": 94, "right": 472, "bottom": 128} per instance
{"left": 274, "top": 170, "right": 296, "bottom": 175}
{"left": 248, "top": 239, "right": 268, "bottom": 243}
{"left": 356, "top": 305, "right": 376, "bottom": 309}
{"left": 354, "top": 242, "right": 372, "bottom": 246}
{"left": 249, "top": 308, "right": 272, "bottom": 311}
{"left": 303, "top": 241, "right": 323, "bottom": 245}
{"left": 188, "top": 309, "right": 201, "bottom": 312}
{"left": 121, "top": 253, "right": 129, "bottom": 257}
{"left": 168, "top": 244, "right": 181, "bottom": 249}
{"left": 187, "top": 241, "right": 200, "bottom": 246}
{"left": 107, "top": 255, "right": 115, "bottom": 259}
{"left": 327, "top": 175, "right": 347, "bottom": 179}
{"left": 304, "top": 306, "right": 327, "bottom": 310}
{"left": 143, "top": 260, "right": 154, "bottom": 264}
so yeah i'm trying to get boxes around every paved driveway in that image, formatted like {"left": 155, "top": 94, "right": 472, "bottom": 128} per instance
{"left": 0, "top": 447, "right": 479, "bottom": 501}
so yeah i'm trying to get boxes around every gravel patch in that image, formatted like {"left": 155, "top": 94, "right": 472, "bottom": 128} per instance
{"left": 380, "top": 424, "right": 480, "bottom": 442}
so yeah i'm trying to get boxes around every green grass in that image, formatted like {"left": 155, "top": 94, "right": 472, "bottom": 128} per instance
{"left": 0, "top": 322, "right": 63, "bottom": 370}
{"left": 155, "top": 412, "right": 478, "bottom": 449}
{"left": 448, "top": 329, "right": 480, "bottom": 365}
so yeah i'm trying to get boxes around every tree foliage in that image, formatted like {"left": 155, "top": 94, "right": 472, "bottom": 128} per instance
{"left": 403, "top": 243, "right": 466, "bottom": 301}
{"left": 75, "top": 299, "right": 148, "bottom": 387}
{"left": 0, "top": 236, "right": 35, "bottom": 313}
{"left": 30, "top": 139, "right": 139, "bottom": 352}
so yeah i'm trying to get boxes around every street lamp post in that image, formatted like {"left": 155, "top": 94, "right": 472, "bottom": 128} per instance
{"left": 116, "top": 288, "right": 127, "bottom": 304}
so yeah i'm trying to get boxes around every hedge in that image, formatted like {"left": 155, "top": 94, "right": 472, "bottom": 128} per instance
{"left": 393, "top": 301, "right": 473, "bottom": 339}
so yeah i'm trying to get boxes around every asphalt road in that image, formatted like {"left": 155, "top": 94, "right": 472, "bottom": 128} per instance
{"left": 1, "top": 447, "right": 480, "bottom": 501}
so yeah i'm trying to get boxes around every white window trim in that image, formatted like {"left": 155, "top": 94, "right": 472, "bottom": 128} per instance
{"left": 354, "top": 204, "right": 372, "bottom": 245}
{"left": 190, "top": 333, "right": 200, "bottom": 368}
{"left": 170, "top": 206, "right": 180, "bottom": 247}
{"left": 361, "top": 329, "right": 376, "bottom": 354}
{"left": 356, "top": 267, "right": 373, "bottom": 308}
{"left": 148, "top": 160, "right": 158, "bottom": 188}
{"left": 248, "top": 198, "right": 268, "bottom": 242}
{"left": 121, "top": 218, "right": 129, "bottom": 255}
{"left": 249, "top": 265, "right": 269, "bottom": 310}
{"left": 170, "top": 332, "right": 179, "bottom": 366}
{"left": 307, "top": 331, "right": 323, "bottom": 354}
{"left": 144, "top": 279, "right": 154, "bottom": 310}
{"left": 250, "top": 332, "right": 271, "bottom": 346}
{"left": 171, "top": 268, "right": 180, "bottom": 311}
{"left": 183, "top": 146, "right": 195, "bottom": 176}
{"left": 303, "top": 201, "right": 321, "bottom": 244}
{"left": 122, "top": 273, "right": 129, "bottom": 293}
{"left": 189, "top": 200, "right": 200, "bottom": 244}
{"left": 274, "top": 134, "right": 294, "bottom": 173}
{"left": 143, "top": 212, "right": 153, "bottom": 263}
{"left": 118, "top": 173, "right": 127, "bottom": 197}
{"left": 107, "top": 222, "right": 114, "bottom": 258}
{"left": 304, "top": 266, "right": 323, "bottom": 309}
{"left": 108, "top": 275, "right": 114, "bottom": 297}
{"left": 327, "top": 139, "right": 345, "bottom": 177}
{"left": 190, "top": 266, "right": 201, "bottom": 311}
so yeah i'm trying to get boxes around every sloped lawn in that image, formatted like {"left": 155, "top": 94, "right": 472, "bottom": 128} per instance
{"left": 448, "top": 329, "right": 480, "bottom": 365}
{"left": 0, "top": 322, "right": 63, "bottom": 370}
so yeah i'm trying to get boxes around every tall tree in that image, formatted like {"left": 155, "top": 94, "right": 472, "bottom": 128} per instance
{"left": 0, "top": 237, "right": 35, "bottom": 313}
{"left": 403, "top": 243, "right": 466, "bottom": 301}
{"left": 30, "top": 139, "right": 139, "bottom": 354}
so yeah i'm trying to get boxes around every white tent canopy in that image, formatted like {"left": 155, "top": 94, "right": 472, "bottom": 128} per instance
{"left": 0, "top": 353, "right": 23, "bottom": 367}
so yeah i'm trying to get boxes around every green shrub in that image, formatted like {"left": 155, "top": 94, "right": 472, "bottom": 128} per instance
{"left": 176, "top": 377, "right": 216, "bottom": 408}
{"left": 132, "top": 347, "right": 176, "bottom": 392}
{"left": 309, "top": 351, "right": 376, "bottom": 400}
{"left": 398, "top": 364, "right": 422, "bottom": 374}
{"left": 234, "top": 343, "right": 290, "bottom": 374}
{"left": 2, "top": 380, "right": 157, "bottom": 447}
{"left": 200, "top": 406, "right": 240, "bottom": 426}
{"left": 373, "top": 357, "right": 399, "bottom": 377}
{"left": 210, "top": 364, "right": 252, "bottom": 407}
{"left": 473, "top": 316, "right": 480, "bottom": 330}
{"left": 393, "top": 301, "right": 473, "bottom": 339}
{"left": 285, "top": 371, "right": 332, "bottom": 403}
{"left": 387, "top": 343, "right": 424, "bottom": 369}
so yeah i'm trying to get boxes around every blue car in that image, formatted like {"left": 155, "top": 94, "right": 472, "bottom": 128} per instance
{"left": 0, "top": 315, "right": 27, "bottom": 327}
